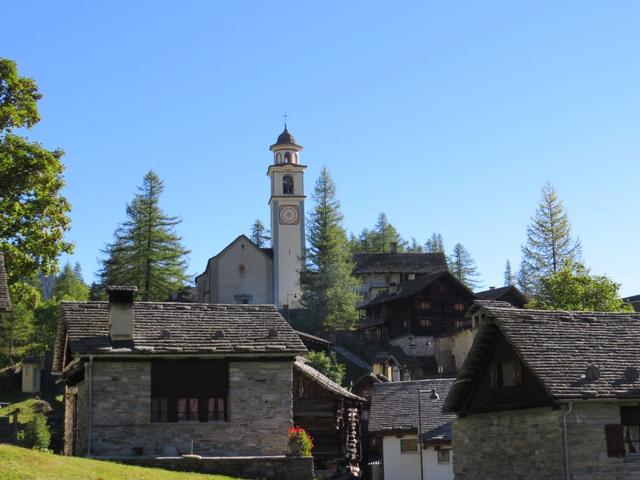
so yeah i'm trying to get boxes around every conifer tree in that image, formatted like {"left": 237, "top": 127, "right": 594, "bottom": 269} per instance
{"left": 517, "top": 259, "right": 535, "bottom": 297}
{"left": 448, "top": 243, "right": 482, "bottom": 289}
{"left": 98, "top": 171, "right": 190, "bottom": 301}
{"left": 53, "top": 262, "right": 89, "bottom": 301}
{"left": 250, "top": 219, "right": 270, "bottom": 248}
{"left": 504, "top": 260, "right": 515, "bottom": 286}
{"left": 372, "top": 212, "right": 406, "bottom": 252}
{"left": 300, "top": 168, "right": 360, "bottom": 330}
{"left": 425, "top": 233, "right": 445, "bottom": 254}
{"left": 407, "top": 238, "right": 424, "bottom": 253}
{"left": 521, "top": 183, "right": 582, "bottom": 285}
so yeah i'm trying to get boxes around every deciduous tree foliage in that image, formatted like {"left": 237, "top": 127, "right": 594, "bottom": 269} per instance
{"left": 527, "top": 262, "right": 633, "bottom": 312}
{"left": 307, "top": 351, "right": 347, "bottom": 385}
{"left": 98, "top": 171, "right": 190, "bottom": 301}
{"left": 0, "top": 58, "right": 72, "bottom": 302}
{"left": 300, "top": 168, "right": 360, "bottom": 330}
{"left": 448, "top": 243, "right": 482, "bottom": 289}
{"left": 250, "top": 219, "right": 270, "bottom": 248}
{"left": 521, "top": 183, "right": 581, "bottom": 288}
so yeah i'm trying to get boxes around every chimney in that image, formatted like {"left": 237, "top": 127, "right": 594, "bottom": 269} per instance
{"left": 107, "top": 286, "right": 137, "bottom": 341}
{"left": 390, "top": 242, "right": 398, "bottom": 253}
{"left": 489, "top": 286, "right": 495, "bottom": 290}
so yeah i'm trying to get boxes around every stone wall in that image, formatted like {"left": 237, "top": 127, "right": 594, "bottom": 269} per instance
{"left": 453, "top": 407, "right": 565, "bottom": 480}
{"left": 69, "top": 359, "right": 294, "bottom": 457}
{"left": 389, "top": 334, "right": 434, "bottom": 357}
{"left": 567, "top": 403, "right": 640, "bottom": 479}
{"left": 453, "top": 403, "right": 640, "bottom": 480}
{"left": 122, "top": 455, "right": 314, "bottom": 480}
{"left": 64, "top": 380, "right": 89, "bottom": 455}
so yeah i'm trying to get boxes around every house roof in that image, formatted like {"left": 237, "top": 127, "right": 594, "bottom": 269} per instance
{"left": 475, "top": 285, "right": 528, "bottom": 304}
{"left": 0, "top": 253, "right": 10, "bottom": 312}
{"left": 53, "top": 302, "right": 307, "bottom": 373}
{"left": 195, "top": 235, "right": 273, "bottom": 280}
{"left": 444, "top": 303, "right": 640, "bottom": 413}
{"left": 294, "top": 357, "right": 365, "bottom": 402}
{"left": 624, "top": 294, "right": 640, "bottom": 312}
{"left": 295, "top": 330, "right": 332, "bottom": 350}
{"left": 352, "top": 252, "right": 448, "bottom": 275}
{"left": 359, "top": 270, "right": 475, "bottom": 308}
{"left": 368, "top": 378, "right": 456, "bottom": 442}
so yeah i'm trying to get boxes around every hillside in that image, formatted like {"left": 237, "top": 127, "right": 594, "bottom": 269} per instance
{"left": 0, "top": 445, "right": 242, "bottom": 480}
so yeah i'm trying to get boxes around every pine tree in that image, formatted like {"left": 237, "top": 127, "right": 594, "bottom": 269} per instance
{"left": 407, "top": 238, "right": 424, "bottom": 253}
{"left": 250, "top": 219, "right": 270, "bottom": 248}
{"left": 98, "top": 171, "right": 190, "bottom": 301}
{"left": 517, "top": 259, "right": 534, "bottom": 296}
{"left": 448, "top": 243, "right": 482, "bottom": 289}
{"left": 425, "top": 233, "right": 445, "bottom": 254}
{"left": 504, "top": 260, "right": 515, "bottom": 286}
{"left": 53, "top": 263, "right": 89, "bottom": 301}
{"left": 372, "top": 213, "right": 406, "bottom": 252}
{"left": 521, "top": 183, "right": 582, "bottom": 285}
{"left": 300, "top": 168, "right": 360, "bottom": 330}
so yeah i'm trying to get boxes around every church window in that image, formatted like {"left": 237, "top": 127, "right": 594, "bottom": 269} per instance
{"left": 283, "top": 175, "right": 294, "bottom": 194}
{"left": 284, "top": 152, "right": 292, "bottom": 163}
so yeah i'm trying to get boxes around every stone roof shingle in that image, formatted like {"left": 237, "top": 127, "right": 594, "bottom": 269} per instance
{"left": 53, "top": 302, "right": 307, "bottom": 373}
{"left": 369, "top": 378, "right": 456, "bottom": 443}
{"left": 0, "top": 253, "right": 11, "bottom": 312}
{"left": 353, "top": 252, "right": 448, "bottom": 275}
{"left": 445, "top": 304, "right": 640, "bottom": 412}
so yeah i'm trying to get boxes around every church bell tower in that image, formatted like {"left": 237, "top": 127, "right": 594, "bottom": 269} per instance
{"left": 268, "top": 125, "right": 306, "bottom": 308}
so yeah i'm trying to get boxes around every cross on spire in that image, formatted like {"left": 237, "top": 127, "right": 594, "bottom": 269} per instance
{"left": 282, "top": 112, "right": 288, "bottom": 128}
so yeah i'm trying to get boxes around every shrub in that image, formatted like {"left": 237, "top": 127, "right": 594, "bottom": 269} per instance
{"left": 288, "top": 426, "right": 313, "bottom": 456}
{"left": 23, "top": 414, "right": 51, "bottom": 451}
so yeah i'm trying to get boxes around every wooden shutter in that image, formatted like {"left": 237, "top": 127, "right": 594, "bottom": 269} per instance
{"left": 605, "top": 424, "right": 625, "bottom": 457}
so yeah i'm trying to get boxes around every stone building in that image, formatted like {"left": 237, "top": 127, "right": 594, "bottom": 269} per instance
{"left": 52, "top": 286, "right": 307, "bottom": 458}
{"left": 195, "top": 126, "right": 306, "bottom": 308}
{"left": 444, "top": 302, "right": 640, "bottom": 480}
{"left": 369, "top": 378, "right": 456, "bottom": 480}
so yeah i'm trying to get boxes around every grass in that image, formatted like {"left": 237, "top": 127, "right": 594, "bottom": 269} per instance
{"left": 0, "top": 396, "right": 52, "bottom": 425}
{"left": 0, "top": 445, "right": 243, "bottom": 480}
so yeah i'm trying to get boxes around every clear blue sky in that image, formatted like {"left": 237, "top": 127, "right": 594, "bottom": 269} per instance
{"left": 5, "top": 1, "right": 640, "bottom": 295}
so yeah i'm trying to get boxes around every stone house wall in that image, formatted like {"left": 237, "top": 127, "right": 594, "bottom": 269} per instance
{"left": 67, "top": 359, "right": 293, "bottom": 457}
{"left": 453, "top": 403, "right": 640, "bottom": 480}
{"left": 452, "top": 407, "right": 565, "bottom": 480}
{"left": 64, "top": 379, "right": 89, "bottom": 456}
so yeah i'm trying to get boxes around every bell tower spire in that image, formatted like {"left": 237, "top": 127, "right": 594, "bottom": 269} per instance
{"left": 268, "top": 124, "right": 306, "bottom": 308}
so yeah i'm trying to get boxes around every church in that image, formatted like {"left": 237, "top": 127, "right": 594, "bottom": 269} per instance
{"left": 195, "top": 126, "right": 306, "bottom": 308}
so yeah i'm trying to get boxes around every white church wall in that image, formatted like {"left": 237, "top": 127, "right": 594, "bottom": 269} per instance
{"left": 213, "top": 238, "right": 273, "bottom": 304}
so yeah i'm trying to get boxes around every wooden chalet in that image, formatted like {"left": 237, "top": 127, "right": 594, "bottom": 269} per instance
{"left": 358, "top": 271, "right": 477, "bottom": 341}
{"left": 293, "top": 357, "right": 366, "bottom": 477}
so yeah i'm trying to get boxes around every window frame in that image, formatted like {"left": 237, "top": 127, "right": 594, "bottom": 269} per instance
{"left": 399, "top": 438, "right": 418, "bottom": 453}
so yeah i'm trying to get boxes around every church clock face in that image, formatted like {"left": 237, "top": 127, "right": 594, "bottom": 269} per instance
{"left": 279, "top": 205, "right": 300, "bottom": 225}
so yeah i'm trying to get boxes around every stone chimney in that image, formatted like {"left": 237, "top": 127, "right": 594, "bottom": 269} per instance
{"left": 389, "top": 242, "right": 398, "bottom": 254}
{"left": 107, "top": 286, "right": 137, "bottom": 341}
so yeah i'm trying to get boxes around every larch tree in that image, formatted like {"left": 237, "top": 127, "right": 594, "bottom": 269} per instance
{"left": 504, "top": 260, "right": 516, "bottom": 286}
{"left": 448, "top": 243, "right": 482, "bottom": 289}
{"left": 300, "top": 167, "right": 360, "bottom": 330}
{"left": 0, "top": 58, "right": 72, "bottom": 305}
{"left": 425, "top": 233, "right": 445, "bottom": 254}
{"left": 407, "top": 238, "right": 424, "bottom": 253}
{"left": 521, "top": 183, "right": 582, "bottom": 286}
{"left": 250, "top": 219, "right": 270, "bottom": 248}
{"left": 353, "top": 213, "right": 406, "bottom": 253}
{"left": 98, "top": 171, "right": 190, "bottom": 301}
